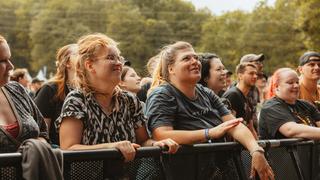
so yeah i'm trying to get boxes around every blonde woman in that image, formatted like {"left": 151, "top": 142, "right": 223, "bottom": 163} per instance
{"left": 145, "top": 41, "right": 274, "bottom": 180}
{"left": 57, "top": 33, "right": 178, "bottom": 161}
{"left": 34, "top": 44, "right": 78, "bottom": 145}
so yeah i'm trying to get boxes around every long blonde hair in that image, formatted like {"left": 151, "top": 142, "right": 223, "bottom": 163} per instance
{"left": 50, "top": 43, "right": 78, "bottom": 101}
{"left": 149, "top": 41, "right": 193, "bottom": 94}
{"left": 76, "top": 33, "right": 120, "bottom": 94}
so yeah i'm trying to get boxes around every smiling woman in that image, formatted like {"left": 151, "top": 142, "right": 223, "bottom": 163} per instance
{"left": 259, "top": 68, "right": 320, "bottom": 140}
{"left": 145, "top": 41, "right": 274, "bottom": 180}
{"left": 198, "top": 53, "right": 226, "bottom": 96}
{"left": 56, "top": 33, "right": 178, "bottom": 179}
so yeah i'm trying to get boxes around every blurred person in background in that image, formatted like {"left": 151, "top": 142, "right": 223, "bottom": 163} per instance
{"left": 137, "top": 54, "right": 160, "bottom": 102}
{"left": 29, "top": 77, "right": 45, "bottom": 98}
{"left": 198, "top": 53, "right": 226, "bottom": 97}
{"left": 223, "top": 63, "right": 259, "bottom": 139}
{"left": 225, "top": 69, "right": 233, "bottom": 90}
{"left": 119, "top": 66, "right": 141, "bottom": 95}
{"left": 297, "top": 51, "right": 320, "bottom": 110}
{"left": 10, "top": 68, "right": 31, "bottom": 89}
{"left": 34, "top": 43, "right": 78, "bottom": 146}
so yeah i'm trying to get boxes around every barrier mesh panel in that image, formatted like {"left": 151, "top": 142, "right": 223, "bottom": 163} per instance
{"left": 70, "top": 160, "right": 104, "bottom": 180}
{"left": 241, "top": 150, "right": 252, "bottom": 179}
{"left": 0, "top": 167, "right": 17, "bottom": 180}
{"left": 66, "top": 157, "right": 164, "bottom": 180}
{"left": 297, "top": 145, "right": 312, "bottom": 180}
{"left": 268, "top": 147, "right": 299, "bottom": 180}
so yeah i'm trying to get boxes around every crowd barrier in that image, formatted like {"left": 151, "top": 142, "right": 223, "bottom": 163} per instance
{"left": 0, "top": 138, "right": 319, "bottom": 180}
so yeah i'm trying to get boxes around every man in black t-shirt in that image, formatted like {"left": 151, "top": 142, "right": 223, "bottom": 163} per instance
{"left": 230, "top": 53, "right": 266, "bottom": 129}
{"left": 223, "top": 63, "right": 258, "bottom": 139}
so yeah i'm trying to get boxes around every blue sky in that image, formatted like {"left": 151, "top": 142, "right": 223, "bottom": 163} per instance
{"left": 187, "top": 0, "right": 276, "bottom": 15}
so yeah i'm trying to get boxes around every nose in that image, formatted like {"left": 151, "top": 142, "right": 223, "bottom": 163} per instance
{"left": 7, "top": 60, "right": 14, "bottom": 71}
{"left": 221, "top": 69, "right": 227, "bottom": 75}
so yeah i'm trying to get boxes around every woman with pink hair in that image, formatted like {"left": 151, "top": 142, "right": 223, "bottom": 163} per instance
{"left": 259, "top": 68, "right": 320, "bottom": 139}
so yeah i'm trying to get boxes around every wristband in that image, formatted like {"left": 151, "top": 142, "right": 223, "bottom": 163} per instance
{"left": 204, "top": 129, "right": 212, "bottom": 143}
{"left": 250, "top": 148, "right": 265, "bottom": 156}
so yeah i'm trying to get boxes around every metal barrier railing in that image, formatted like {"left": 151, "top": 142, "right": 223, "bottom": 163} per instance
{"left": 0, "top": 139, "right": 319, "bottom": 180}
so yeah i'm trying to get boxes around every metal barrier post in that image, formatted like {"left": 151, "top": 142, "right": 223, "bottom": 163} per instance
{"left": 288, "top": 146, "right": 305, "bottom": 180}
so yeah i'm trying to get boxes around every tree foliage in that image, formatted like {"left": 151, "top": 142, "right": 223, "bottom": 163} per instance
{"left": 0, "top": 0, "right": 318, "bottom": 76}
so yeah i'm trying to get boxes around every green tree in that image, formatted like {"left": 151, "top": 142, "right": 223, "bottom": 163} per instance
{"left": 105, "top": 2, "right": 149, "bottom": 72}
{"left": 198, "top": 11, "right": 249, "bottom": 70}
{"left": 296, "top": 0, "right": 320, "bottom": 50}
{"left": 29, "top": 0, "right": 108, "bottom": 73}
{"left": 240, "top": 0, "right": 304, "bottom": 73}
{"left": 12, "top": 0, "right": 46, "bottom": 73}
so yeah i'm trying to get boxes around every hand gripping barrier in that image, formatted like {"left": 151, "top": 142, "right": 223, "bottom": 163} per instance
{"left": 0, "top": 139, "right": 319, "bottom": 180}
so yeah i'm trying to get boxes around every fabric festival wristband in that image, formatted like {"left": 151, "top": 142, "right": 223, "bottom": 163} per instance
{"left": 250, "top": 148, "right": 265, "bottom": 156}
{"left": 205, "top": 129, "right": 212, "bottom": 143}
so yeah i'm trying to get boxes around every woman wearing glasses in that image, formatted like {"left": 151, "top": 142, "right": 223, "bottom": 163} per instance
{"left": 259, "top": 68, "right": 320, "bottom": 139}
{"left": 56, "top": 34, "right": 178, "bottom": 168}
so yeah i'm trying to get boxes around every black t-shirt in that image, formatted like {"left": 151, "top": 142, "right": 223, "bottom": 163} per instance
{"left": 259, "top": 97, "right": 320, "bottom": 139}
{"left": 145, "top": 83, "right": 239, "bottom": 179}
{"left": 34, "top": 82, "right": 70, "bottom": 145}
{"left": 137, "top": 82, "right": 151, "bottom": 102}
{"left": 222, "top": 86, "right": 254, "bottom": 124}
{"left": 145, "top": 83, "right": 230, "bottom": 132}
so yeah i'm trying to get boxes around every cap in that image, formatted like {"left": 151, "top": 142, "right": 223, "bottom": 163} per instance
{"left": 299, "top": 51, "right": 320, "bottom": 66}
{"left": 226, "top": 70, "right": 233, "bottom": 76}
{"left": 123, "top": 60, "right": 131, "bottom": 66}
{"left": 31, "top": 77, "right": 45, "bottom": 84}
{"left": 240, "top": 54, "right": 265, "bottom": 63}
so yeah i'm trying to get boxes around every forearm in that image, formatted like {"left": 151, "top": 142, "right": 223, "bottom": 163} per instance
{"left": 248, "top": 120, "right": 258, "bottom": 140}
{"left": 62, "top": 142, "right": 118, "bottom": 151}
{"left": 228, "top": 123, "right": 261, "bottom": 153}
{"left": 153, "top": 129, "right": 207, "bottom": 145}
{"left": 285, "top": 124, "right": 320, "bottom": 139}
{"left": 222, "top": 114, "right": 261, "bottom": 152}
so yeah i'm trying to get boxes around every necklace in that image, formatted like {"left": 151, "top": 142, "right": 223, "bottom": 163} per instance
{"left": 300, "top": 82, "right": 319, "bottom": 101}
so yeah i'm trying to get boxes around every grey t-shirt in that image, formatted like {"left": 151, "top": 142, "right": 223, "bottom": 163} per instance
{"left": 145, "top": 83, "right": 230, "bottom": 132}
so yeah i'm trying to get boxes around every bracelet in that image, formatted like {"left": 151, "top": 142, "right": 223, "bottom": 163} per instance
{"left": 204, "top": 129, "right": 212, "bottom": 143}
{"left": 250, "top": 148, "right": 265, "bottom": 156}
